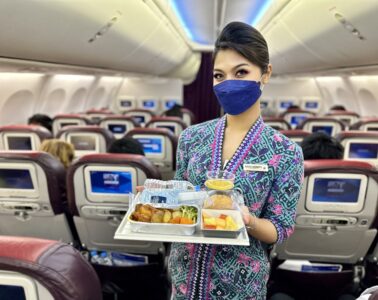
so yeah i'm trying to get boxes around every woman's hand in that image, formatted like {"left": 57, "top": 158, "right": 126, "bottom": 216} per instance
{"left": 240, "top": 205, "right": 256, "bottom": 229}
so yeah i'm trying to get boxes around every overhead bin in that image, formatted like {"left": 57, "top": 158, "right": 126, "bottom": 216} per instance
{"left": 0, "top": 0, "right": 198, "bottom": 80}
{"left": 263, "top": 0, "right": 378, "bottom": 74}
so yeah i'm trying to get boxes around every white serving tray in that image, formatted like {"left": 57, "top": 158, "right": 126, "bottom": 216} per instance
{"left": 114, "top": 194, "right": 250, "bottom": 246}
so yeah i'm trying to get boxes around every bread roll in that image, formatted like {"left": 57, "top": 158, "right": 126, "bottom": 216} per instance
{"left": 204, "top": 194, "right": 233, "bottom": 209}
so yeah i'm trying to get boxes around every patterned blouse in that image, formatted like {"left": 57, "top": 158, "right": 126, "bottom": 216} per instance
{"left": 168, "top": 116, "right": 304, "bottom": 300}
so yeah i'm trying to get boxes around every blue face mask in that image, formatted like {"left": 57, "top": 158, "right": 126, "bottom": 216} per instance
{"left": 213, "top": 79, "right": 263, "bottom": 115}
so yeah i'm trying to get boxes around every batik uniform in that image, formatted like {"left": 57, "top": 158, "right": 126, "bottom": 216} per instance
{"left": 169, "top": 116, "right": 304, "bottom": 300}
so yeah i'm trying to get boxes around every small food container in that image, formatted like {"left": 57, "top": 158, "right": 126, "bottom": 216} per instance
{"left": 128, "top": 204, "right": 199, "bottom": 236}
{"left": 205, "top": 170, "right": 235, "bottom": 191}
{"left": 201, "top": 209, "right": 245, "bottom": 238}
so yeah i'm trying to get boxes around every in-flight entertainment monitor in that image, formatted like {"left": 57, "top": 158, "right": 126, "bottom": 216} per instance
{"left": 311, "top": 125, "right": 334, "bottom": 136}
{"left": 306, "top": 173, "right": 367, "bottom": 213}
{"left": 107, "top": 124, "right": 127, "bottom": 135}
{"left": 0, "top": 163, "right": 39, "bottom": 199}
{"left": 156, "top": 124, "right": 176, "bottom": 134}
{"left": 164, "top": 100, "right": 177, "bottom": 110}
{"left": 5, "top": 135, "right": 33, "bottom": 150}
{"left": 290, "top": 115, "right": 308, "bottom": 127}
{"left": 305, "top": 101, "right": 319, "bottom": 109}
{"left": 84, "top": 166, "right": 137, "bottom": 202}
{"left": 142, "top": 100, "right": 156, "bottom": 110}
{"left": 134, "top": 135, "right": 165, "bottom": 159}
{"left": 0, "top": 271, "right": 39, "bottom": 300}
{"left": 279, "top": 100, "right": 294, "bottom": 109}
{"left": 348, "top": 142, "right": 378, "bottom": 159}
{"left": 120, "top": 100, "right": 132, "bottom": 108}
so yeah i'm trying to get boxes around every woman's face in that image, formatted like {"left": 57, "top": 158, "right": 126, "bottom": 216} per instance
{"left": 213, "top": 49, "right": 271, "bottom": 86}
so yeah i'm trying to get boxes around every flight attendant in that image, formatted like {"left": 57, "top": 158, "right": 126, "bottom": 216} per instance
{"left": 168, "top": 21, "right": 304, "bottom": 299}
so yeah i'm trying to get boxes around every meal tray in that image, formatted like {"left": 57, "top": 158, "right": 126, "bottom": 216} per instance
{"left": 115, "top": 195, "right": 250, "bottom": 246}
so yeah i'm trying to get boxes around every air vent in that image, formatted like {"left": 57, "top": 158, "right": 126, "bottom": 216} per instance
{"left": 88, "top": 11, "right": 122, "bottom": 43}
{"left": 333, "top": 11, "right": 366, "bottom": 41}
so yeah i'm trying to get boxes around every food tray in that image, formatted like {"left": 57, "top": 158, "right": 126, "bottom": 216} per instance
{"left": 128, "top": 205, "right": 198, "bottom": 236}
{"left": 114, "top": 194, "right": 250, "bottom": 246}
{"left": 201, "top": 209, "right": 244, "bottom": 239}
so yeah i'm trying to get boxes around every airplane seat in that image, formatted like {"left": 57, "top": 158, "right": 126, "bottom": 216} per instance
{"left": 66, "top": 153, "right": 163, "bottom": 254}
{"left": 180, "top": 108, "right": 196, "bottom": 126}
{"left": 350, "top": 118, "right": 378, "bottom": 131}
{"left": 271, "top": 160, "right": 378, "bottom": 295}
{"left": 297, "top": 117, "right": 346, "bottom": 137}
{"left": 52, "top": 114, "right": 90, "bottom": 136}
{"left": 325, "top": 111, "right": 360, "bottom": 128}
{"left": 0, "top": 125, "right": 52, "bottom": 151}
{"left": 263, "top": 117, "right": 292, "bottom": 130}
{"left": 57, "top": 126, "right": 115, "bottom": 157}
{"left": 85, "top": 109, "right": 114, "bottom": 125}
{"left": 99, "top": 115, "right": 140, "bottom": 139}
{"left": 280, "top": 109, "right": 316, "bottom": 129}
{"left": 0, "top": 151, "right": 74, "bottom": 243}
{"left": 145, "top": 116, "right": 187, "bottom": 136}
{"left": 123, "top": 109, "right": 155, "bottom": 126}
{"left": 279, "top": 129, "right": 311, "bottom": 144}
{"left": 335, "top": 131, "right": 378, "bottom": 168}
{"left": 0, "top": 236, "right": 101, "bottom": 300}
{"left": 126, "top": 128, "right": 178, "bottom": 180}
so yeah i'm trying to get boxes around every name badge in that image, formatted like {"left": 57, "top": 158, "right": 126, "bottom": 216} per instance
{"left": 243, "top": 164, "right": 268, "bottom": 172}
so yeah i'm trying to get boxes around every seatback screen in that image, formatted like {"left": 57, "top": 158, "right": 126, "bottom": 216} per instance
{"left": 367, "top": 127, "right": 378, "bottom": 131}
{"left": 108, "top": 124, "right": 127, "bottom": 134}
{"left": 312, "top": 126, "right": 333, "bottom": 136}
{"left": 280, "top": 101, "right": 293, "bottom": 109}
{"left": 0, "top": 285, "right": 26, "bottom": 300}
{"left": 260, "top": 101, "right": 268, "bottom": 109}
{"left": 305, "top": 101, "right": 318, "bottom": 109}
{"left": 137, "top": 138, "right": 162, "bottom": 154}
{"left": 349, "top": 143, "right": 378, "bottom": 159}
{"left": 290, "top": 115, "right": 307, "bottom": 126}
{"left": 60, "top": 122, "right": 78, "bottom": 128}
{"left": 133, "top": 116, "right": 145, "bottom": 124}
{"left": 7, "top": 137, "right": 32, "bottom": 150}
{"left": 143, "top": 100, "right": 155, "bottom": 109}
{"left": 0, "top": 169, "right": 34, "bottom": 189}
{"left": 165, "top": 100, "right": 176, "bottom": 109}
{"left": 70, "top": 136, "right": 96, "bottom": 151}
{"left": 312, "top": 178, "right": 361, "bottom": 203}
{"left": 90, "top": 171, "right": 132, "bottom": 194}
{"left": 120, "top": 100, "right": 132, "bottom": 107}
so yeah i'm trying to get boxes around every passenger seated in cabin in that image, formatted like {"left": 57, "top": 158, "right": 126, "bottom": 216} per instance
{"left": 39, "top": 139, "right": 75, "bottom": 168}
{"left": 107, "top": 137, "right": 145, "bottom": 155}
{"left": 287, "top": 104, "right": 300, "bottom": 110}
{"left": 301, "top": 132, "right": 344, "bottom": 160}
{"left": 28, "top": 113, "right": 53, "bottom": 132}
{"left": 330, "top": 105, "right": 347, "bottom": 111}
{"left": 164, "top": 103, "right": 184, "bottom": 118}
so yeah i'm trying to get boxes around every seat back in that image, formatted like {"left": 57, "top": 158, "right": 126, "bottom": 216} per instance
{"left": 52, "top": 114, "right": 90, "bottom": 136}
{"left": 180, "top": 108, "right": 195, "bottom": 126}
{"left": 99, "top": 115, "right": 139, "bottom": 139}
{"left": 85, "top": 110, "right": 113, "bottom": 125}
{"left": 263, "top": 117, "right": 292, "bottom": 130}
{"left": 123, "top": 109, "right": 155, "bottom": 126}
{"left": 126, "top": 128, "right": 178, "bottom": 180}
{"left": 146, "top": 116, "right": 187, "bottom": 136}
{"left": 325, "top": 111, "right": 360, "bottom": 127}
{"left": 67, "top": 153, "right": 163, "bottom": 253}
{"left": 350, "top": 118, "right": 378, "bottom": 131}
{"left": 0, "top": 236, "right": 101, "bottom": 300}
{"left": 301, "top": 98, "right": 321, "bottom": 113}
{"left": 57, "top": 126, "right": 115, "bottom": 157}
{"left": 335, "top": 131, "right": 378, "bottom": 167}
{"left": 116, "top": 95, "right": 137, "bottom": 112}
{"left": 0, "top": 125, "right": 52, "bottom": 151}
{"left": 280, "top": 130, "right": 311, "bottom": 144}
{"left": 272, "top": 160, "right": 378, "bottom": 264}
{"left": 0, "top": 152, "right": 73, "bottom": 243}
{"left": 282, "top": 110, "right": 316, "bottom": 129}
{"left": 297, "top": 117, "right": 346, "bottom": 137}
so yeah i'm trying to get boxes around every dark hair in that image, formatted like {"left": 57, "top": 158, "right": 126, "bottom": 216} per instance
{"left": 164, "top": 104, "right": 183, "bottom": 118}
{"left": 107, "top": 137, "right": 145, "bottom": 156}
{"left": 28, "top": 114, "right": 52, "bottom": 132}
{"left": 330, "top": 105, "right": 346, "bottom": 111}
{"left": 287, "top": 104, "right": 300, "bottom": 110}
{"left": 301, "top": 132, "right": 344, "bottom": 160}
{"left": 213, "top": 21, "right": 269, "bottom": 73}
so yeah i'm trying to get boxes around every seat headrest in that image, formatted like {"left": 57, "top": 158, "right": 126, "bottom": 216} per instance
{"left": 123, "top": 109, "right": 155, "bottom": 116}
{"left": 56, "top": 125, "right": 115, "bottom": 146}
{"left": 66, "top": 153, "right": 161, "bottom": 216}
{"left": 0, "top": 125, "right": 52, "bottom": 139}
{"left": 280, "top": 129, "right": 311, "bottom": 137}
{"left": 281, "top": 109, "right": 316, "bottom": 117}
{"left": 297, "top": 117, "right": 346, "bottom": 130}
{"left": 0, "top": 151, "right": 67, "bottom": 214}
{"left": 146, "top": 117, "right": 187, "bottom": 129}
{"left": 53, "top": 114, "right": 90, "bottom": 121}
{"left": 304, "top": 159, "right": 378, "bottom": 183}
{"left": 350, "top": 118, "right": 378, "bottom": 130}
{"left": 335, "top": 131, "right": 378, "bottom": 142}
{"left": 180, "top": 108, "right": 196, "bottom": 123}
{"left": 0, "top": 236, "right": 101, "bottom": 300}
{"left": 101, "top": 115, "right": 139, "bottom": 126}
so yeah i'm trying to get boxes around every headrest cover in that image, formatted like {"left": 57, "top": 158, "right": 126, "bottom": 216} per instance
{"left": 0, "top": 236, "right": 102, "bottom": 300}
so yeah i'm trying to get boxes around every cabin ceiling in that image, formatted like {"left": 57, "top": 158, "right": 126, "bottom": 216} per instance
{"left": 0, "top": 0, "right": 377, "bottom": 78}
